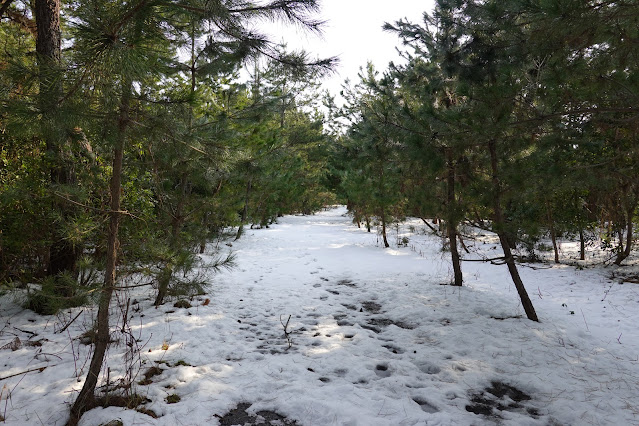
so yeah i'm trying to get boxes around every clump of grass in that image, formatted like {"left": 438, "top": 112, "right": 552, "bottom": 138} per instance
{"left": 173, "top": 300, "right": 192, "bottom": 309}
{"left": 166, "top": 394, "right": 181, "bottom": 404}
{"left": 138, "top": 366, "right": 164, "bottom": 385}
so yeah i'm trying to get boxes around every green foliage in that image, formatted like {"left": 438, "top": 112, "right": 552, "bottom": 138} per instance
{"left": 24, "top": 272, "right": 95, "bottom": 315}
{"left": 165, "top": 394, "right": 181, "bottom": 404}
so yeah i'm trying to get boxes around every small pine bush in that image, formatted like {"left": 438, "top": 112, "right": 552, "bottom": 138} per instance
{"left": 24, "top": 272, "right": 91, "bottom": 315}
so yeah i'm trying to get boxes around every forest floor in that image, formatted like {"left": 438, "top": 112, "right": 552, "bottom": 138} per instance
{"left": 1, "top": 206, "right": 639, "bottom": 425}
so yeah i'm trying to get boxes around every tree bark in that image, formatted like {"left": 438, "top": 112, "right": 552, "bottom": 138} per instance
{"left": 35, "top": 0, "right": 80, "bottom": 277}
{"left": 35, "top": 0, "right": 61, "bottom": 64}
{"left": 380, "top": 208, "right": 390, "bottom": 248}
{"left": 489, "top": 140, "right": 538, "bottom": 322}
{"left": 546, "top": 202, "right": 560, "bottom": 264}
{"left": 36, "top": 0, "right": 62, "bottom": 173}
{"left": 579, "top": 228, "right": 585, "bottom": 261}
{"left": 614, "top": 199, "right": 637, "bottom": 265}
{"left": 445, "top": 149, "right": 463, "bottom": 286}
{"left": 68, "top": 82, "right": 131, "bottom": 424}
{"left": 235, "top": 179, "right": 252, "bottom": 240}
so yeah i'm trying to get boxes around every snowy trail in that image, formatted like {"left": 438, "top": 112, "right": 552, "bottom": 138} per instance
{"left": 1, "top": 206, "right": 639, "bottom": 425}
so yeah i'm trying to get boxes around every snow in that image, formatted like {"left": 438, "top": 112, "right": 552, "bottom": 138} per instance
{"left": 1, "top": 206, "right": 638, "bottom": 425}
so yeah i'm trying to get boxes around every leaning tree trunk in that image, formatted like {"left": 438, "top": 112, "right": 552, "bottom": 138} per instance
{"left": 445, "top": 149, "right": 463, "bottom": 286}
{"left": 489, "top": 141, "right": 538, "bottom": 322}
{"left": 68, "top": 82, "right": 131, "bottom": 424}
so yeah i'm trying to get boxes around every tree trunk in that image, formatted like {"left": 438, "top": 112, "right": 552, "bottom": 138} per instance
{"left": 35, "top": 0, "right": 79, "bottom": 277}
{"left": 380, "top": 208, "right": 390, "bottom": 248}
{"left": 614, "top": 200, "right": 637, "bottom": 265}
{"left": 445, "top": 149, "right": 463, "bottom": 286}
{"left": 447, "top": 221, "right": 463, "bottom": 286}
{"left": 353, "top": 209, "right": 361, "bottom": 228}
{"left": 35, "top": 0, "right": 60, "bottom": 64}
{"left": 579, "top": 228, "right": 585, "bottom": 261}
{"left": 170, "top": 175, "right": 189, "bottom": 242}
{"left": 68, "top": 83, "right": 131, "bottom": 424}
{"left": 489, "top": 141, "right": 538, "bottom": 322}
{"left": 546, "top": 202, "right": 559, "bottom": 264}
{"left": 365, "top": 216, "right": 371, "bottom": 233}
{"left": 154, "top": 265, "right": 173, "bottom": 307}
{"left": 235, "top": 179, "right": 252, "bottom": 240}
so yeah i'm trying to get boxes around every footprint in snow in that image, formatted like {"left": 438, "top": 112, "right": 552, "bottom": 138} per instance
{"left": 414, "top": 360, "right": 441, "bottom": 375}
{"left": 374, "top": 363, "right": 392, "bottom": 378}
{"left": 334, "top": 368, "right": 348, "bottom": 377}
{"left": 341, "top": 303, "right": 358, "bottom": 311}
{"left": 337, "top": 279, "right": 356, "bottom": 287}
{"left": 412, "top": 397, "right": 439, "bottom": 413}
{"left": 382, "top": 344, "right": 405, "bottom": 354}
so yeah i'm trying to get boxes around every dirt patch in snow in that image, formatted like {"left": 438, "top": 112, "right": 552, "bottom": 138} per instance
{"left": 217, "top": 402, "right": 298, "bottom": 425}
{"left": 465, "top": 381, "right": 539, "bottom": 419}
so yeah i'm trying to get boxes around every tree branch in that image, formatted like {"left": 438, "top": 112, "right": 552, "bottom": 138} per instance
{"left": 0, "top": 0, "right": 15, "bottom": 18}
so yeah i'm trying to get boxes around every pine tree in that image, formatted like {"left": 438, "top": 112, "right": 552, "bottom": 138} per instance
{"left": 339, "top": 64, "right": 408, "bottom": 248}
{"left": 65, "top": 1, "right": 334, "bottom": 422}
{"left": 386, "top": 3, "right": 475, "bottom": 285}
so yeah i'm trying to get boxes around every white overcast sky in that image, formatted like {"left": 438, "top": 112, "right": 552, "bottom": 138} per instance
{"left": 263, "top": 0, "right": 436, "bottom": 97}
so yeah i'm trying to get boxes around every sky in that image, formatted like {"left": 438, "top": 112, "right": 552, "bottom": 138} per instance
{"left": 265, "top": 0, "right": 436, "bottom": 98}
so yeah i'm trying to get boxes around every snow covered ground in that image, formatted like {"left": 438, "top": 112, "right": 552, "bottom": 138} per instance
{"left": 1, "top": 206, "right": 638, "bottom": 425}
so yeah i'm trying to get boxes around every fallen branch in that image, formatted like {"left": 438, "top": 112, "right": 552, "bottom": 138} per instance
{"left": 280, "top": 315, "right": 293, "bottom": 350}
{"left": 113, "top": 282, "right": 154, "bottom": 290}
{"left": 460, "top": 256, "right": 506, "bottom": 263}
{"left": 0, "top": 366, "right": 49, "bottom": 382}
{"left": 12, "top": 327, "right": 37, "bottom": 337}
{"left": 56, "top": 310, "right": 83, "bottom": 334}
{"left": 420, "top": 218, "right": 442, "bottom": 236}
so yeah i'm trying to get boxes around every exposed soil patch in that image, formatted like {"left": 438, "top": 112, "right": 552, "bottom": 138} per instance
{"left": 361, "top": 301, "right": 382, "bottom": 313}
{"left": 465, "top": 381, "right": 538, "bottom": 419}
{"left": 337, "top": 279, "right": 356, "bottom": 287}
{"left": 138, "top": 366, "right": 164, "bottom": 385}
{"left": 363, "top": 317, "right": 415, "bottom": 331}
{"left": 218, "top": 402, "right": 298, "bottom": 425}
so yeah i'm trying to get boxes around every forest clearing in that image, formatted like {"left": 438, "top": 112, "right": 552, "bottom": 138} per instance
{"left": 2, "top": 1, "right": 639, "bottom": 424}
